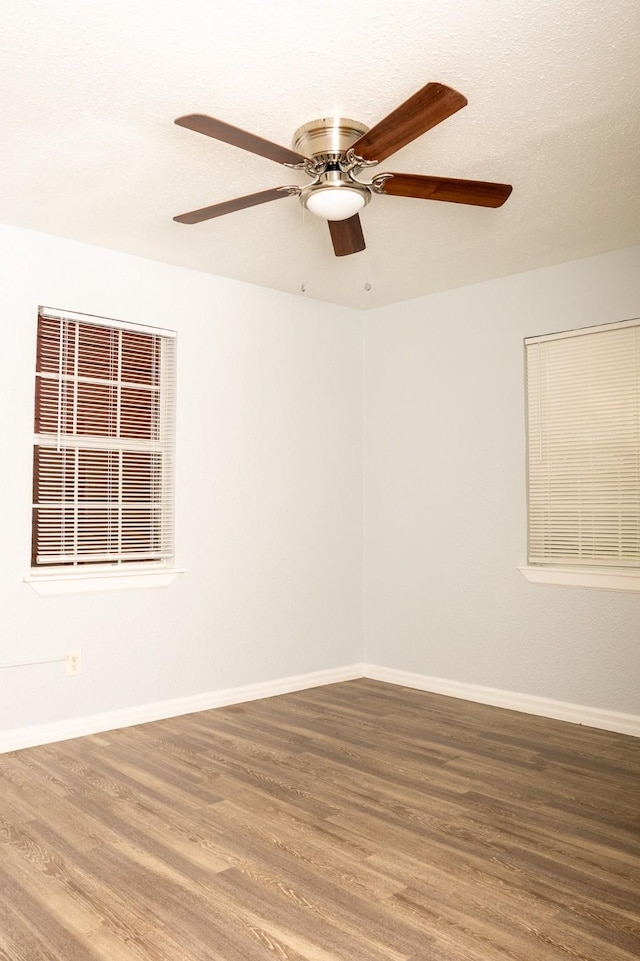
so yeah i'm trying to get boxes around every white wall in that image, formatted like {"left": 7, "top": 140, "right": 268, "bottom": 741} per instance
{"left": 2, "top": 224, "right": 639, "bottom": 744}
{"left": 364, "top": 245, "right": 640, "bottom": 716}
{"left": 0, "top": 224, "right": 364, "bottom": 735}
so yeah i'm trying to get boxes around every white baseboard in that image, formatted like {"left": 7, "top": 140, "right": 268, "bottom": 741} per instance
{"left": 3, "top": 660, "right": 638, "bottom": 753}
{"left": 0, "top": 662, "right": 365, "bottom": 753}
{"left": 364, "top": 664, "right": 640, "bottom": 738}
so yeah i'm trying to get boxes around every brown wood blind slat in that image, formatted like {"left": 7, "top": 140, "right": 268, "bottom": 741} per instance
{"left": 32, "top": 311, "right": 175, "bottom": 568}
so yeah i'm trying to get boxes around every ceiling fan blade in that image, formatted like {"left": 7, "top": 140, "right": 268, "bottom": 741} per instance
{"left": 175, "top": 114, "right": 309, "bottom": 166}
{"left": 351, "top": 83, "right": 468, "bottom": 163}
{"left": 328, "top": 215, "right": 366, "bottom": 257}
{"left": 173, "top": 187, "right": 295, "bottom": 224}
{"left": 379, "top": 173, "right": 513, "bottom": 207}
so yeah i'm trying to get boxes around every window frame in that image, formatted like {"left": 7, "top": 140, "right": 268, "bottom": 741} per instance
{"left": 25, "top": 307, "right": 183, "bottom": 596}
{"left": 519, "top": 318, "right": 640, "bottom": 591}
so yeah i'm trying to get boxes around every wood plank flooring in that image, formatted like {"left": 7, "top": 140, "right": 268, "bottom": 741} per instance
{"left": 0, "top": 679, "right": 638, "bottom": 960}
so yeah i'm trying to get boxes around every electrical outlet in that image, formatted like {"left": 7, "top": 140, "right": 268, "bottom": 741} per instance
{"left": 66, "top": 650, "right": 81, "bottom": 676}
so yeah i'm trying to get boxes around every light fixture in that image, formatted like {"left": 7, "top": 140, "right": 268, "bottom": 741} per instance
{"left": 292, "top": 120, "right": 373, "bottom": 223}
{"left": 299, "top": 168, "right": 371, "bottom": 221}
{"left": 305, "top": 184, "right": 367, "bottom": 221}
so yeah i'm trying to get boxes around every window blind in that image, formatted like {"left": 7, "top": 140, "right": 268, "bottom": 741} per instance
{"left": 32, "top": 308, "right": 176, "bottom": 568}
{"left": 525, "top": 319, "right": 640, "bottom": 567}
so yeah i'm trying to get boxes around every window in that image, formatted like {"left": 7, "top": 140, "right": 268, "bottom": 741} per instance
{"left": 27, "top": 307, "right": 180, "bottom": 595}
{"left": 521, "top": 317, "right": 640, "bottom": 591}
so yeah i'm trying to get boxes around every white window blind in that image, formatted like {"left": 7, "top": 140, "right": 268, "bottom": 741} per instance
{"left": 32, "top": 308, "right": 176, "bottom": 568}
{"left": 525, "top": 318, "right": 640, "bottom": 568}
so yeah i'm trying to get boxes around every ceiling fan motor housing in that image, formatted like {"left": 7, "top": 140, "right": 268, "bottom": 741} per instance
{"left": 294, "top": 118, "right": 372, "bottom": 220}
{"left": 292, "top": 117, "right": 369, "bottom": 161}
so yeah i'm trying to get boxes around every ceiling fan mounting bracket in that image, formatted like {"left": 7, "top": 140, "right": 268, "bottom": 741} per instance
{"left": 283, "top": 157, "right": 326, "bottom": 177}
{"left": 370, "top": 172, "right": 395, "bottom": 194}
{"left": 343, "top": 147, "right": 379, "bottom": 173}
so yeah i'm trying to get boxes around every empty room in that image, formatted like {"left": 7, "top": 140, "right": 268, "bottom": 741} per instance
{"left": 1, "top": 2, "right": 639, "bottom": 959}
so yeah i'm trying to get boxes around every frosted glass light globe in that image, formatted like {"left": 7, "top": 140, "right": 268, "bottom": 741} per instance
{"left": 306, "top": 187, "right": 366, "bottom": 221}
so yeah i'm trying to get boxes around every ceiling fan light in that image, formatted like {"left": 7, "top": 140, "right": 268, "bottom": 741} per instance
{"left": 305, "top": 187, "right": 366, "bottom": 221}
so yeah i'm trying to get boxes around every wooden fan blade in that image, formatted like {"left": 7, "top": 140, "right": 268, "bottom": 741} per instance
{"left": 351, "top": 83, "right": 467, "bottom": 163}
{"left": 173, "top": 187, "right": 295, "bottom": 224}
{"left": 175, "top": 114, "right": 308, "bottom": 166}
{"left": 328, "top": 215, "right": 366, "bottom": 257}
{"left": 379, "top": 173, "right": 513, "bottom": 207}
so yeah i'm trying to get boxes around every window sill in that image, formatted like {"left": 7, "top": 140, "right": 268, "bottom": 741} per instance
{"left": 24, "top": 567, "right": 185, "bottom": 597}
{"left": 518, "top": 565, "right": 640, "bottom": 593}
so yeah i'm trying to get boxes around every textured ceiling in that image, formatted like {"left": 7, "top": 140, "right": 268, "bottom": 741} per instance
{"left": 1, "top": 0, "right": 639, "bottom": 309}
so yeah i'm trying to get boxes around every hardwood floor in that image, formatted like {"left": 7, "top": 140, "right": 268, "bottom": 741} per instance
{"left": 0, "top": 679, "right": 638, "bottom": 960}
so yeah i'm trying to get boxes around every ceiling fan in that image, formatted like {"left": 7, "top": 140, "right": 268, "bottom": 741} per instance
{"left": 173, "top": 82, "right": 512, "bottom": 257}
